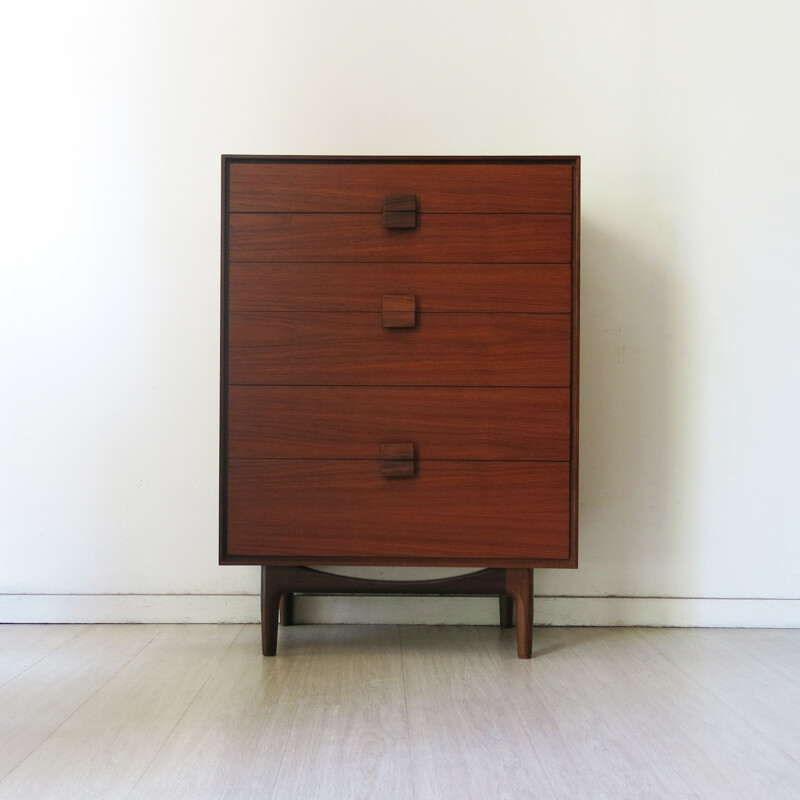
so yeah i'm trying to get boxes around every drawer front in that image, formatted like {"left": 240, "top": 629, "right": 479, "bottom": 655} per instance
{"left": 228, "top": 386, "right": 570, "bottom": 461}
{"left": 229, "top": 312, "right": 571, "bottom": 386}
{"left": 229, "top": 161, "right": 574, "bottom": 213}
{"left": 228, "top": 213, "right": 572, "bottom": 263}
{"left": 227, "top": 263, "right": 571, "bottom": 314}
{"left": 226, "top": 460, "right": 570, "bottom": 560}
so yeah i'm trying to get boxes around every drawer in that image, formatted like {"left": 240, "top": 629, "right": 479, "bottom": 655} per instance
{"left": 228, "top": 312, "right": 571, "bottom": 386}
{"left": 228, "top": 213, "right": 572, "bottom": 263}
{"left": 227, "top": 263, "right": 571, "bottom": 314}
{"left": 227, "top": 386, "right": 570, "bottom": 460}
{"left": 228, "top": 161, "right": 574, "bottom": 213}
{"left": 225, "top": 460, "right": 570, "bottom": 561}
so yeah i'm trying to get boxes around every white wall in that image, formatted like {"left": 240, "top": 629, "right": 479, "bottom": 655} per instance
{"left": 2, "top": 0, "right": 799, "bottom": 626}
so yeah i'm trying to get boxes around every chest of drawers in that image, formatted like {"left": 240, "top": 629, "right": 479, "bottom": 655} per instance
{"left": 220, "top": 156, "right": 580, "bottom": 657}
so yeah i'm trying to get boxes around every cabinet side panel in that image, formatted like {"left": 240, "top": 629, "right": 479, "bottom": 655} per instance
{"left": 569, "top": 157, "right": 581, "bottom": 567}
{"left": 219, "top": 156, "right": 231, "bottom": 563}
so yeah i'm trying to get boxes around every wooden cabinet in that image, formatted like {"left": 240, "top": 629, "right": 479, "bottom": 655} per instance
{"left": 220, "top": 156, "right": 580, "bottom": 658}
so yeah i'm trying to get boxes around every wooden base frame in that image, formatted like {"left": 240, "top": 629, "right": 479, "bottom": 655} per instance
{"left": 260, "top": 566, "right": 534, "bottom": 659}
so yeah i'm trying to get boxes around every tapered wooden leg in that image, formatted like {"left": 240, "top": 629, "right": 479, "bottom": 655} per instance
{"left": 505, "top": 568, "right": 533, "bottom": 658}
{"left": 261, "top": 567, "right": 281, "bottom": 656}
{"left": 280, "top": 593, "right": 294, "bottom": 626}
{"left": 499, "top": 595, "right": 514, "bottom": 628}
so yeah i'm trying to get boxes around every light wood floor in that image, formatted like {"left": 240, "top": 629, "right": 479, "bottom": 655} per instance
{"left": 0, "top": 624, "right": 798, "bottom": 799}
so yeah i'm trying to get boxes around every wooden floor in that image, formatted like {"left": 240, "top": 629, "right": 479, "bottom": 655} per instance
{"left": 0, "top": 624, "right": 798, "bottom": 799}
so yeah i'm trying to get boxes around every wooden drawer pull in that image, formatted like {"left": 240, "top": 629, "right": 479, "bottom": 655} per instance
{"left": 382, "top": 294, "right": 416, "bottom": 328}
{"left": 381, "top": 442, "right": 415, "bottom": 478}
{"left": 383, "top": 194, "right": 417, "bottom": 228}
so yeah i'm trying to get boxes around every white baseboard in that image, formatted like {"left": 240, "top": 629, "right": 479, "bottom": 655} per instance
{"left": 1, "top": 594, "right": 798, "bottom": 627}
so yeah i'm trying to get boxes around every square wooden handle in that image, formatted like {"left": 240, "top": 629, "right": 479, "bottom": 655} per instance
{"left": 382, "top": 295, "right": 416, "bottom": 328}
{"left": 383, "top": 194, "right": 417, "bottom": 228}
{"left": 381, "top": 442, "right": 415, "bottom": 478}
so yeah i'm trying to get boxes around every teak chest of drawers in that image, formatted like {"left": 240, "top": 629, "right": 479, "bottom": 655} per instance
{"left": 220, "top": 156, "right": 580, "bottom": 658}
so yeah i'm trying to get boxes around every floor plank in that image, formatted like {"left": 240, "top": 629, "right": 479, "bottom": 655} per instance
{"left": 0, "top": 624, "right": 798, "bottom": 800}
{"left": 540, "top": 627, "right": 799, "bottom": 800}
{"left": 401, "top": 625, "right": 560, "bottom": 800}
{"left": 0, "top": 625, "right": 239, "bottom": 800}
{"left": 0, "top": 624, "right": 89, "bottom": 688}
{"left": 127, "top": 624, "right": 316, "bottom": 800}
{"left": 270, "top": 626, "right": 413, "bottom": 800}
{"left": 641, "top": 628, "right": 800, "bottom": 764}
{"left": 0, "top": 624, "right": 159, "bottom": 782}
{"left": 272, "top": 700, "right": 411, "bottom": 800}
{"left": 480, "top": 626, "right": 701, "bottom": 799}
{"left": 720, "top": 627, "right": 800, "bottom": 679}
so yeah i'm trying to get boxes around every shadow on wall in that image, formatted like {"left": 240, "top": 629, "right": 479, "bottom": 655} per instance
{"left": 300, "top": 215, "right": 695, "bottom": 623}
{"left": 556, "top": 215, "right": 696, "bottom": 622}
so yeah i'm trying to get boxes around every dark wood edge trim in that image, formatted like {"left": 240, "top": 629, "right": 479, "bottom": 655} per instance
{"left": 569, "top": 157, "right": 580, "bottom": 569}
{"left": 219, "top": 154, "right": 581, "bottom": 569}
{"left": 261, "top": 565, "right": 508, "bottom": 595}
{"left": 223, "top": 155, "right": 581, "bottom": 166}
{"left": 221, "top": 556, "right": 573, "bottom": 568}
{"left": 219, "top": 156, "right": 231, "bottom": 564}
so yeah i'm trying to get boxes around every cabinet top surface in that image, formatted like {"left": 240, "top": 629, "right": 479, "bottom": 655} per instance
{"left": 222, "top": 155, "right": 580, "bottom": 165}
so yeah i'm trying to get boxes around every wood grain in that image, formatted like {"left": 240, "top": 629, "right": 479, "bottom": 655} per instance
{"left": 228, "top": 213, "right": 572, "bottom": 263}
{"left": 564, "top": 629, "right": 800, "bottom": 799}
{"left": 0, "top": 624, "right": 88, "bottom": 687}
{"left": 382, "top": 294, "right": 416, "bottom": 328}
{"left": 229, "top": 160, "right": 574, "bottom": 213}
{"left": 226, "top": 460, "right": 570, "bottom": 561}
{"left": 228, "top": 312, "right": 571, "bottom": 387}
{"left": 642, "top": 629, "right": 800, "bottom": 757}
{"left": 227, "top": 262, "right": 572, "bottom": 313}
{"left": 227, "top": 386, "right": 570, "bottom": 460}
{"left": 5, "top": 626, "right": 800, "bottom": 800}
{"left": 400, "top": 626, "right": 561, "bottom": 798}
{"left": 219, "top": 156, "right": 580, "bottom": 580}
{"left": 478, "top": 627, "right": 700, "bottom": 798}
{"left": 380, "top": 441, "right": 415, "bottom": 478}
{"left": 506, "top": 568, "right": 533, "bottom": 658}
{"left": 382, "top": 194, "right": 417, "bottom": 229}
{"left": 0, "top": 625, "right": 158, "bottom": 782}
{"left": 270, "top": 625, "right": 412, "bottom": 799}
{"left": 126, "top": 625, "right": 315, "bottom": 800}
{"left": 0, "top": 626, "right": 239, "bottom": 800}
